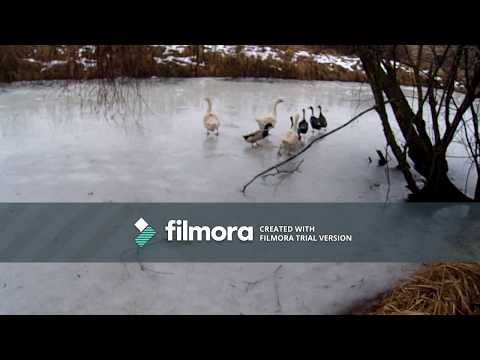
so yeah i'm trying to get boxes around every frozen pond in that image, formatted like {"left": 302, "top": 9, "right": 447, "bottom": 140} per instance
{"left": 0, "top": 78, "right": 471, "bottom": 314}
{"left": 0, "top": 78, "right": 417, "bottom": 202}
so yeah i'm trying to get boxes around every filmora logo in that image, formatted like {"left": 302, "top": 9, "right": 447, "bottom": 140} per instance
{"left": 165, "top": 220, "right": 253, "bottom": 242}
{"left": 134, "top": 218, "right": 157, "bottom": 247}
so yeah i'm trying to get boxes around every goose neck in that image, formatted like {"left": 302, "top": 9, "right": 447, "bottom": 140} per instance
{"left": 273, "top": 100, "right": 281, "bottom": 117}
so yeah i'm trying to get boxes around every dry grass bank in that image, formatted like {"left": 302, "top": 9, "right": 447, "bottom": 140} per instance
{"left": 366, "top": 262, "right": 480, "bottom": 315}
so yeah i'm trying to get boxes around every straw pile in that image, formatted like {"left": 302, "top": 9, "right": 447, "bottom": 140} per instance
{"left": 369, "top": 262, "right": 480, "bottom": 315}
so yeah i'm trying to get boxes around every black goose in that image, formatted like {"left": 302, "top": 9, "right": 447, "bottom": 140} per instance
{"left": 318, "top": 106, "right": 327, "bottom": 128}
{"left": 309, "top": 106, "right": 322, "bottom": 132}
{"left": 243, "top": 123, "right": 273, "bottom": 147}
{"left": 298, "top": 108, "right": 309, "bottom": 135}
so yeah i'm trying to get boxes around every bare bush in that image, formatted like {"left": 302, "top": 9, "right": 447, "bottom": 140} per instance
{"left": 358, "top": 45, "right": 480, "bottom": 201}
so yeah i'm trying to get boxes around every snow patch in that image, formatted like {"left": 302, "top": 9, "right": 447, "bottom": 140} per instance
{"left": 292, "top": 51, "right": 362, "bottom": 71}
{"left": 155, "top": 55, "right": 205, "bottom": 67}
{"left": 76, "top": 58, "right": 97, "bottom": 69}
{"left": 242, "top": 46, "right": 283, "bottom": 61}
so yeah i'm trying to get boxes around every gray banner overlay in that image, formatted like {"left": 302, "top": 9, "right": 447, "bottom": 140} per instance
{"left": 0, "top": 203, "right": 479, "bottom": 262}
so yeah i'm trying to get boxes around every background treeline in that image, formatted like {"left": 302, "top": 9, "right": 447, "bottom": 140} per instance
{"left": 0, "top": 45, "right": 465, "bottom": 91}
{"left": 0, "top": 45, "right": 370, "bottom": 83}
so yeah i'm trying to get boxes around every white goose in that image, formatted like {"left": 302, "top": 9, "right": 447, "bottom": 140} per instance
{"left": 256, "top": 99, "right": 284, "bottom": 129}
{"left": 278, "top": 114, "right": 301, "bottom": 155}
{"left": 203, "top": 97, "right": 220, "bottom": 136}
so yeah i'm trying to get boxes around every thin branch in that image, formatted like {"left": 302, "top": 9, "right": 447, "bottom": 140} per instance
{"left": 447, "top": 155, "right": 479, "bottom": 159}
{"left": 384, "top": 145, "right": 391, "bottom": 203}
{"left": 441, "top": 65, "right": 480, "bottom": 151}
{"left": 417, "top": 46, "right": 451, "bottom": 115}
{"left": 261, "top": 159, "right": 304, "bottom": 179}
{"left": 241, "top": 102, "right": 390, "bottom": 193}
{"left": 243, "top": 265, "right": 283, "bottom": 292}
{"left": 465, "top": 159, "right": 476, "bottom": 194}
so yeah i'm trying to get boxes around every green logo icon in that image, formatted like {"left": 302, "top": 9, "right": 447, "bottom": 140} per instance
{"left": 134, "top": 218, "right": 157, "bottom": 247}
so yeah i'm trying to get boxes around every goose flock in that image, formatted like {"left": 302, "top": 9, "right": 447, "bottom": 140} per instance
{"left": 202, "top": 98, "right": 327, "bottom": 154}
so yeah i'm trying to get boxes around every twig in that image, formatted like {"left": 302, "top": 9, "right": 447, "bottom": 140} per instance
{"left": 261, "top": 159, "right": 304, "bottom": 179}
{"left": 241, "top": 102, "right": 390, "bottom": 193}
{"left": 464, "top": 159, "right": 476, "bottom": 194}
{"left": 384, "top": 145, "right": 391, "bottom": 203}
{"left": 447, "top": 155, "right": 479, "bottom": 159}
{"left": 139, "top": 263, "right": 175, "bottom": 276}
{"left": 243, "top": 273, "right": 270, "bottom": 292}
{"left": 118, "top": 237, "right": 174, "bottom": 277}
{"left": 273, "top": 265, "right": 283, "bottom": 313}
{"left": 376, "top": 149, "right": 388, "bottom": 166}
{"left": 243, "top": 265, "right": 283, "bottom": 293}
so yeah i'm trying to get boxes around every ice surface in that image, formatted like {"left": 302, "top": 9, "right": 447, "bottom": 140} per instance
{"left": 0, "top": 263, "right": 417, "bottom": 314}
{"left": 0, "top": 78, "right": 474, "bottom": 314}
{"left": 0, "top": 78, "right": 423, "bottom": 202}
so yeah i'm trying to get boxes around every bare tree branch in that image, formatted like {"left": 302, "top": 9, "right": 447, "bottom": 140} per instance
{"left": 261, "top": 159, "right": 304, "bottom": 179}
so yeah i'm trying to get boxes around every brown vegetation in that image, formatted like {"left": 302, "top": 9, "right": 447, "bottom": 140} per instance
{"left": 0, "top": 45, "right": 376, "bottom": 84}
{"left": 367, "top": 262, "right": 480, "bottom": 315}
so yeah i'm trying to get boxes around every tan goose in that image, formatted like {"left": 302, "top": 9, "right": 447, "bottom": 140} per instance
{"left": 255, "top": 99, "right": 284, "bottom": 129}
{"left": 203, "top": 97, "right": 220, "bottom": 136}
{"left": 278, "top": 114, "right": 301, "bottom": 155}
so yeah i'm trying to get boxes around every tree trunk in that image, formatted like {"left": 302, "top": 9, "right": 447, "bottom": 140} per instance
{"left": 408, "top": 155, "right": 472, "bottom": 202}
{"left": 409, "top": 175, "right": 473, "bottom": 202}
{"left": 358, "top": 46, "right": 475, "bottom": 202}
